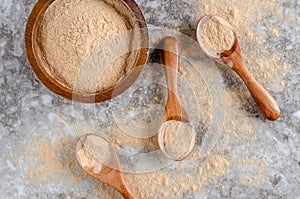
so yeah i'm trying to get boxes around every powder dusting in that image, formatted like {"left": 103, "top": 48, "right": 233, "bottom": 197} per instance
{"left": 160, "top": 120, "right": 195, "bottom": 160}
{"left": 201, "top": 16, "right": 235, "bottom": 51}
{"left": 198, "top": 155, "right": 230, "bottom": 181}
{"left": 22, "top": 136, "right": 87, "bottom": 184}
{"left": 107, "top": 0, "right": 287, "bottom": 197}
{"left": 121, "top": 154, "right": 230, "bottom": 199}
{"left": 18, "top": 0, "right": 291, "bottom": 197}
{"left": 109, "top": 128, "right": 160, "bottom": 152}
{"left": 197, "top": 0, "right": 289, "bottom": 91}
{"left": 37, "top": 0, "right": 139, "bottom": 92}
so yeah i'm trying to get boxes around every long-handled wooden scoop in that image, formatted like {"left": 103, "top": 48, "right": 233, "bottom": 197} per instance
{"left": 75, "top": 134, "right": 136, "bottom": 199}
{"left": 158, "top": 36, "right": 196, "bottom": 161}
{"left": 197, "top": 15, "right": 280, "bottom": 121}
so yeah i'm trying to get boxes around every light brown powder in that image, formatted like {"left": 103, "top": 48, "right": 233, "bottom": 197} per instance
{"left": 198, "top": 155, "right": 230, "bottom": 180}
{"left": 197, "top": 0, "right": 289, "bottom": 90}
{"left": 19, "top": 134, "right": 230, "bottom": 198}
{"left": 19, "top": 1, "right": 291, "bottom": 196}
{"left": 160, "top": 120, "right": 195, "bottom": 160}
{"left": 108, "top": 128, "right": 160, "bottom": 152}
{"left": 24, "top": 136, "right": 87, "bottom": 184}
{"left": 37, "top": 0, "right": 138, "bottom": 92}
{"left": 121, "top": 154, "right": 230, "bottom": 199}
{"left": 77, "top": 147, "right": 103, "bottom": 174}
{"left": 201, "top": 16, "right": 235, "bottom": 51}
{"left": 77, "top": 135, "right": 114, "bottom": 174}
{"left": 269, "top": 28, "right": 280, "bottom": 37}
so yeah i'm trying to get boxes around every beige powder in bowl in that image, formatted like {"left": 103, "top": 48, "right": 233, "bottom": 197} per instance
{"left": 201, "top": 16, "right": 235, "bottom": 51}
{"left": 37, "top": 0, "right": 139, "bottom": 93}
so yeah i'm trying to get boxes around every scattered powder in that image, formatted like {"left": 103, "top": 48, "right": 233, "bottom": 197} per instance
{"left": 269, "top": 28, "right": 280, "bottom": 37}
{"left": 121, "top": 154, "right": 229, "bottom": 199}
{"left": 160, "top": 120, "right": 195, "bottom": 160}
{"left": 197, "top": 155, "right": 230, "bottom": 183}
{"left": 201, "top": 16, "right": 235, "bottom": 51}
{"left": 197, "top": 0, "right": 289, "bottom": 91}
{"left": 223, "top": 91, "right": 256, "bottom": 141}
{"left": 186, "top": 4, "right": 289, "bottom": 192}
{"left": 17, "top": 131, "right": 263, "bottom": 199}
{"left": 23, "top": 136, "right": 87, "bottom": 184}
{"left": 221, "top": 90, "right": 274, "bottom": 189}
{"left": 19, "top": 1, "right": 292, "bottom": 197}
{"left": 77, "top": 135, "right": 113, "bottom": 174}
{"left": 235, "top": 156, "right": 270, "bottom": 187}
{"left": 93, "top": 152, "right": 230, "bottom": 199}
{"left": 37, "top": 0, "right": 139, "bottom": 92}
{"left": 108, "top": 127, "right": 160, "bottom": 152}
{"left": 197, "top": 0, "right": 283, "bottom": 40}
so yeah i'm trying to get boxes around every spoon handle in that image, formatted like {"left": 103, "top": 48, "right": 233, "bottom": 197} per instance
{"left": 226, "top": 46, "right": 280, "bottom": 121}
{"left": 162, "top": 36, "right": 190, "bottom": 122}
{"left": 163, "top": 36, "right": 180, "bottom": 96}
{"left": 236, "top": 67, "right": 280, "bottom": 120}
{"left": 117, "top": 182, "right": 137, "bottom": 199}
{"left": 104, "top": 168, "right": 136, "bottom": 199}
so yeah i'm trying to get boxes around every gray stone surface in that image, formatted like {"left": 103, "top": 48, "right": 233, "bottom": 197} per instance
{"left": 0, "top": 0, "right": 299, "bottom": 199}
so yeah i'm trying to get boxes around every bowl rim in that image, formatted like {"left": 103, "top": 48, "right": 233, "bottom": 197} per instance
{"left": 25, "top": 0, "right": 149, "bottom": 103}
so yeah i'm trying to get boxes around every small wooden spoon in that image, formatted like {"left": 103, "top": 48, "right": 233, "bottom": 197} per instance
{"left": 75, "top": 134, "right": 136, "bottom": 199}
{"left": 158, "top": 36, "right": 196, "bottom": 161}
{"left": 197, "top": 15, "right": 280, "bottom": 121}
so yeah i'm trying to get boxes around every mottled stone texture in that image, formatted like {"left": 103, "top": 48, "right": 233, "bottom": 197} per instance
{"left": 0, "top": 0, "right": 299, "bottom": 198}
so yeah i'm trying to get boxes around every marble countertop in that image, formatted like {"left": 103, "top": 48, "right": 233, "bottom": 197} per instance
{"left": 0, "top": 0, "right": 299, "bottom": 198}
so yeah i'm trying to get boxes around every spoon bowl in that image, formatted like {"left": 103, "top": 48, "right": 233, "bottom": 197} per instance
{"left": 197, "top": 15, "right": 280, "bottom": 121}
{"left": 75, "top": 134, "right": 136, "bottom": 199}
{"left": 158, "top": 36, "right": 196, "bottom": 161}
{"left": 197, "top": 15, "right": 238, "bottom": 64}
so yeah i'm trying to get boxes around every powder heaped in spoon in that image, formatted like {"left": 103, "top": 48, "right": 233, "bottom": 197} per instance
{"left": 201, "top": 16, "right": 235, "bottom": 51}
{"left": 160, "top": 120, "right": 195, "bottom": 160}
{"left": 77, "top": 135, "right": 113, "bottom": 174}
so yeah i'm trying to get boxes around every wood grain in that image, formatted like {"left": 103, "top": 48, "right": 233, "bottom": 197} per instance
{"left": 162, "top": 36, "right": 190, "bottom": 123}
{"left": 221, "top": 39, "right": 280, "bottom": 121}
{"left": 76, "top": 135, "right": 136, "bottom": 199}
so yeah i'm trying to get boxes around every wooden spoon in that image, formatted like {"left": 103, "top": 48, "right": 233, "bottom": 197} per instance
{"left": 197, "top": 15, "right": 280, "bottom": 121}
{"left": 75, "top": 134, "right": 136, "bottom": 199}
{"left": 158, "top": 36, "right": 196, "bottom": 161}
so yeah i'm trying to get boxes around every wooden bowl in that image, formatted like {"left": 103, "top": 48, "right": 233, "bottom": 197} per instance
{"left": 25, "top": 0, "right": 149, "bottom": 103}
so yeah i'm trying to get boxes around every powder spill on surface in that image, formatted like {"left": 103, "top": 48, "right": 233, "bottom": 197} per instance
{"left": 17, "top": 0, "right": 291, "bottom": 198}
{"left": 15, "top": 128, "right": 268, "bottom": 198}
{"left": 37, "top": 0, "right": 139, "bottom": 92}
{"left": 201, "top": 16, "right": 235, "bottom": 51}
{"left": 20, "top": 136, "right": 87, "bottom": 184}
{"left": 120, "top": 154, "right": 230, "bottom": 199}
{"left": 197, "top": 0, "right": 289, "bottom": 92}
{"left": 91, "top": 151, "right": 230, "bottom": 199}
{"left": 160, "top": 120, "right": 195, "bottom": 160}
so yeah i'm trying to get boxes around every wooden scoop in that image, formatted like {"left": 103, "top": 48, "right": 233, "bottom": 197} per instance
{"left": 158, "top": 36, "right": 196, "bottom": 161}
{"left": 197, "top": 15, "right": 280, "bottom": 121}
{"left": 75, "top": 134, "right": 136, "bottom": 199}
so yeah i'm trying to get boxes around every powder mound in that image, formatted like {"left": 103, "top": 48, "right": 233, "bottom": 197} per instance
{"left": 77, "top": 147, "right": 103, "bottom": 174}
{"left": 77, "top": 135, "right": 113, "bottom": 174}
{"left": 201, "top": 16, "right": 235, "bottom": 51}
{"left": 160, "top": 120, "right": 195, "bottom": 160}
{"left": 37, "top": 0, "right": 139, "bottom": 93}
